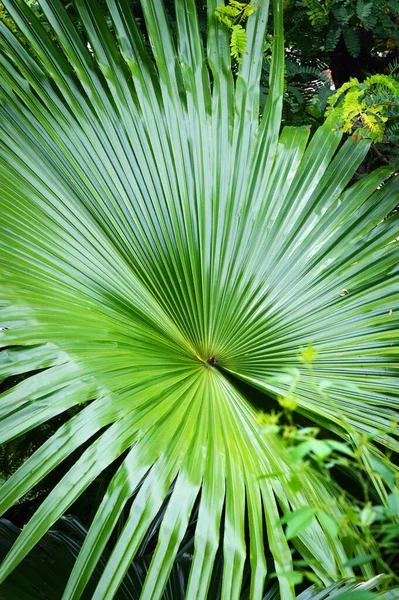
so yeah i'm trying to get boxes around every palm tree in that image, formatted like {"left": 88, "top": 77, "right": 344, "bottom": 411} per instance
{"left": 0, "top": 0, "right": 398, "bottom": 598}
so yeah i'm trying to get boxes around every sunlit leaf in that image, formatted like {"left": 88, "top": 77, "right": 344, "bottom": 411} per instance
{"left": 340, "top": 554, "right": 377, "bottom": 568}
{"left": 0, "top": 0, "right": 398, "bottom": 597}
{"left": 280, "top": 508, "right": 316, "bottom": 540}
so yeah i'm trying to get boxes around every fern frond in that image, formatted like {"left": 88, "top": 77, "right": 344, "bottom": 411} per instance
{"left": 365, "top": 74, "right": 399, "bottom": 96}
{"left": 325, "top": 26, "right": 341, "bottom": 52}
{"left": 326, "top": 78, "right": 360, "bottom": 115}
{"left": 214, "top": 1, "right": 257, "bottom": 62}
{"left": 303, "top": 0, "right": 331, "bottom": 26}
{"left": 385, "top": 0, "right": 399, "bottom": 16}
{"left": 230, "top": 23, "right": 247, "bottom": 62}
{"left": 343, "top": 27, "right": 360, "bottom": 57}
{"left": 285, "top": 61, "right": 324, "bottom": 80}
{"left": 356, "top": 0, "right": 373, "bottom": 22}
{"left": 389, "top": 58, "right": 399, "bottom": 79}
{"left": 333, "top": 5, "right": 352, "bottom": 26}
{"left": 386, "top": 121, "right": 399, "bottom": 136}
{"left": 363, "top": 111, "right": 387, "bottom": 135}
{"left": 216, "top": 4, "right": 241, "bottom": 18}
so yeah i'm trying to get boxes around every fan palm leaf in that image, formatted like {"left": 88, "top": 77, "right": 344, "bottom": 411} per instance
{"left": 0, "top": 0, "right": 398, "bottom": 598}
{"left": 0, "top": 516, "right": 395, "bottom": 600}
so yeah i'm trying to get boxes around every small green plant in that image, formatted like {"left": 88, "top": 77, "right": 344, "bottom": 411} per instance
{"left": 258, "top": 344, "right": 399, "bottom": 584}
{"left": 257, "top": 347, "right": 399, "bottom": 587}
{"left": 258, "top": 408, "right": 399, "bottom": 585}
{"left": 215, "top": 0, "right": 257, "bottom": 62}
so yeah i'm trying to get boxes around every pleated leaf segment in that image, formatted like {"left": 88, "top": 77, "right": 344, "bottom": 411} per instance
{"left": 0, "top": 0, "right": 398, "bottom": 599}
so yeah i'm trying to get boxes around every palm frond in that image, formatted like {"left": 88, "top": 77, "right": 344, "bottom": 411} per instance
{"left": 0, "top": 0, "right": 398, "bottom": 598}
{"left": 2, "top": 517, "right": 396, "bottom": 600}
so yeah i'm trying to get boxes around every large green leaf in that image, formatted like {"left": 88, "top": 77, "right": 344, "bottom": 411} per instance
{"left": 2, "top": 517, "right": 396, "bottom": 600}
{"left": 0, "top": 0, "right": 398, "bottom": 598}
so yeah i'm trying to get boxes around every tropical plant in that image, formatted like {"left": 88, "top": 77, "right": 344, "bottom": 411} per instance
{"left": 374, "top": 61, "right": 399, "bottom": 169}
{"left": 0, "top": 1, "right": 399, "bottom": 599}
{"left": 297, "top": 0, "right": 399, "bottom": 57}
{"left": 326, "top": 74, "right": 399, "bottom": 142}
{"left": 325, "top": 72, "right": 399, "bottom": 169}
{"left": 260, "top": 53, "right": 334, "bottom": 126}
{"left": 0, "top": 515, "right": 192, "bottom": 600}
{"left": 0, "top": 516, "right": 397, "bottom": 600}
{"left": 283, "top": 0, "right": 399, "bottom": 85}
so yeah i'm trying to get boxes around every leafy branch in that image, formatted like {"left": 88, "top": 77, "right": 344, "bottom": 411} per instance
{"left": 326, "top": 74, "right": 399, "bottom": 143}
{"left": 215, "top": 0, "right": 258, "bottom": 63}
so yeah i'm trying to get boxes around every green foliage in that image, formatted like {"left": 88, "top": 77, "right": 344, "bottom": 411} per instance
{"left": 374, "top": 61, "right": 399, "bottom": 168}
{"left": 261, "top": 54, "right": 334, "bottom": 127}
{"left": 0, "top": 0, "right": 51, "bottom": 39}
{"left": 355, "top": 0, "right": 373, "bottom": 22}
{"left": 326, "top": 73, "right": 399, "bottom": 145}
{"left": 259, "top": 391, "right": 399, "bottom": 586}
{"left": 215, "top": 0, "right": 257, "bottom": 62}
{"left": 229, "top": 23, "right": 247, "bottom": 61}
{"left": 284, "top": 0, "right": 399, "bottom": 60}
{"left": 1, "top": 0, "right": 399, "bottom": 598}
{"left": 325, "top": 25, "right": 341, "bottom": 52}
{"left": 342, "top": 27, "right": 360, "bottom": 58}
{"left": 0, "top": 516, "right": 192, "bottom": 600}
{"left": 0, "top": 517, "right": 396, "bottom": 599}
{"left": 302, "top": 0, "right": 332, "bottom": 26}
{"left": 0, "top": 425, "right": 56, "bottom": 503}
